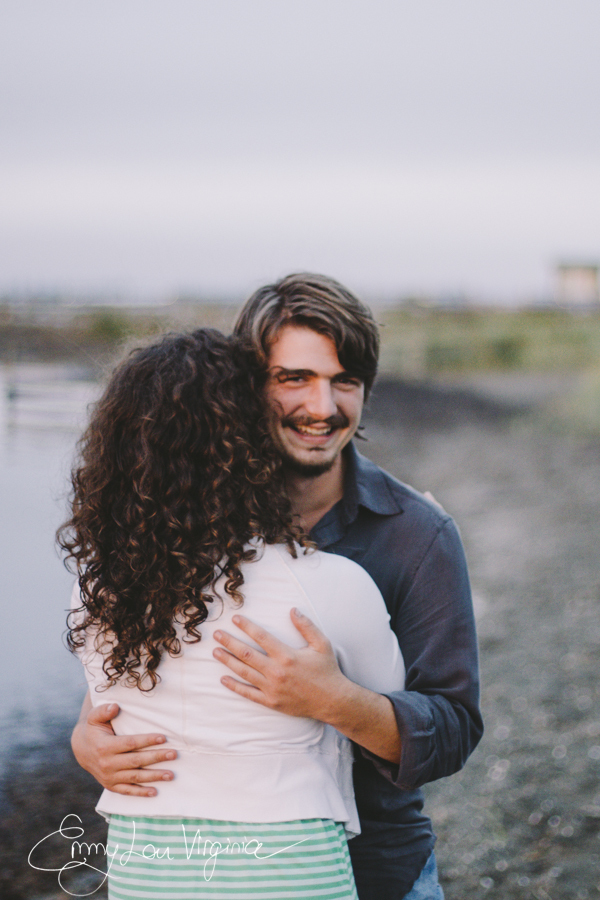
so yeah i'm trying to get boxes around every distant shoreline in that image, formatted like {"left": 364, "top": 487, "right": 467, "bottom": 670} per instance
{"left": 2, "top": 305, "right": 600, "bottom": 378}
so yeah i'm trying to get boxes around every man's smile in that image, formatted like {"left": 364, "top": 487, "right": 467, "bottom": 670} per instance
{"left": 281, "top": 414, "right": 350, "bottom": 443}
{"left": 292, "top": 423, "right": 333, "bottom": 437}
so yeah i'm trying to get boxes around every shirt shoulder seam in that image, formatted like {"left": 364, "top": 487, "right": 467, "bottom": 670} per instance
{"left": 409, "top": 515, "right": 453, "bottom": 585}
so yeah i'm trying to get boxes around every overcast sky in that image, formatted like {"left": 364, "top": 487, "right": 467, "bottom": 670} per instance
{"left": 1, "top": 0, "right": 599, "bottom": 302}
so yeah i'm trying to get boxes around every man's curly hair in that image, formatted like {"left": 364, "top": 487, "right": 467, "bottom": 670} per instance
{"left": 58, "top": 328, "right": 306, "bottom": 691}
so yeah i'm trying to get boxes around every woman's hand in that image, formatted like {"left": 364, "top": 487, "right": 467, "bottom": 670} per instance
{"left": 71, "top": 694, "right": 177, "bottom": 796}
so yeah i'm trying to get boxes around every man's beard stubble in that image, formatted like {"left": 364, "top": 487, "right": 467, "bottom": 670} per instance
{"left": 276, "top": 412, "right": 350, "bottom": 478}
{"left": 279, "top": 450, "right": 338, "bottom": 478}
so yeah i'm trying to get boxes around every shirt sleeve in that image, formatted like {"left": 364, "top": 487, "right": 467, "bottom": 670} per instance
{"left": 359, "top": 516, "right": 483, "bottom": 790}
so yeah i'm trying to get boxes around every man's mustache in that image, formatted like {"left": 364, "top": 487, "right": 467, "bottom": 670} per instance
{"left": 280, "top": 413, "right": 350, "bottom": 430}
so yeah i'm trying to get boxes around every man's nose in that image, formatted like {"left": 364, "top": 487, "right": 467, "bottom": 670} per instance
{"left": 305, "top": 380, "right": 337, "bottom": 419}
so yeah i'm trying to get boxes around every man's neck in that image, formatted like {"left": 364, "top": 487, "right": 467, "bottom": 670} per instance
{"left": 285, "top": 454, "right": 345, "bottom": 533}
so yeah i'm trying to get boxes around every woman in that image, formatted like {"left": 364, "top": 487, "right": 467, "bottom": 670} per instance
{"left": 59, "top": 329, "right": 404, "bottom": 900}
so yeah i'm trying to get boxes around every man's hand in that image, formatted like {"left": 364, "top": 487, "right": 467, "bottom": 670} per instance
{"left": 213, "top": 608, "right": 347, "bottom": 721}
{"left": 213, "top": 609, "right": 401, "bottom": 764}
{"left": 71, "top": 694, "right": 177, "bottom": 796}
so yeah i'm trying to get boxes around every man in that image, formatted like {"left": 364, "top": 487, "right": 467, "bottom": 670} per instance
{"left": 71, "top": 274, "right": 482, "bottom": 899}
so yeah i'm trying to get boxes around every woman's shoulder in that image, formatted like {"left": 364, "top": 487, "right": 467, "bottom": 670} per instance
{"left": 270, "top": 542, "right": 380, "bottom": 595}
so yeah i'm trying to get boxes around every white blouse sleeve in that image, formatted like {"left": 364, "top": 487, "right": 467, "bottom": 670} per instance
{"left": 296, "top": 553, "right": 405, "bottom": 696}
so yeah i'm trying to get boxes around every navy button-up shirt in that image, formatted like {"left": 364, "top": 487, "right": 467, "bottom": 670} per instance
{"left": 310, "top": 444, "right": 483, "bottom": 900}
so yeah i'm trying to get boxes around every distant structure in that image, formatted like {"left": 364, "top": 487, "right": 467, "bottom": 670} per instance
{"left": 556, "top": 262, "right": 599, "bottom": 308}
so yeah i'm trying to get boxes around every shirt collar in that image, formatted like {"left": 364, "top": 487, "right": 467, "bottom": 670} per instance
{"left": 310, "top": 442, "right": 402, "bottom": 546}
{"left": 343, "top": 442, "right": 403, "bottom": 521}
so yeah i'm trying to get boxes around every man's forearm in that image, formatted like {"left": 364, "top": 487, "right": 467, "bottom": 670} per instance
{"left": 322, "top": 679, "right": 401, "bottom": 765}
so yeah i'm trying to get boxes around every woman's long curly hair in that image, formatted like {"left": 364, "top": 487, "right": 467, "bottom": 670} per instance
{"left": 58, "top": 329, "right": 306, "bottom": 690}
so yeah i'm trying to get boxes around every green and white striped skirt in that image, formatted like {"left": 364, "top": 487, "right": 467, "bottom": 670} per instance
{"left": 106, "top": 815, "right": 358, "bottom": 900}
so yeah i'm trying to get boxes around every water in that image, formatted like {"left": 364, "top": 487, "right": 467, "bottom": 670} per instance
{"left": 0, "top": 363, "right": 101, "bottom": 758}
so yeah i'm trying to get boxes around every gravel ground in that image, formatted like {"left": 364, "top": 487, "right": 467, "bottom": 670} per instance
{"left": 364, "top": 377, "right": 600, "bottom": 900}
{"left": 2, "top": 374, "right": 599, "bottom": 900}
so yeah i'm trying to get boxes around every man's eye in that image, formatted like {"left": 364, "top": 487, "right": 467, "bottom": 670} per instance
{"left": 276, "top": 374, "right": 305, "bottom": 384}
{"left": 335, "top": 377, "right": 361, "bottom": 387}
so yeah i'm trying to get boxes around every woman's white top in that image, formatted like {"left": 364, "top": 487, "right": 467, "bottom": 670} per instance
{"left": 74, "top": 542, "right": 405, "bottom": 836}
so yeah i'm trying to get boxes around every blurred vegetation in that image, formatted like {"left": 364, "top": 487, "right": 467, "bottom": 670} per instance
{"left": 2, "top": 301, "right": 600, "bottom": 432}
{"left": 86, "top": 309, "right": 132, "bottom": 343}
{"left": 378, "top": 307, "right": 600, "bottom": 377}
{"left": 0, "top": 302, "right": 238, "bottom": 368}
{"left": 550, "top": 364, "right": 600, "bottom": 436}
{"left": 376, "top": 306, "right": 600, "bottom": 435}
{"left": 2, "top": 302, "right": 599, "bottom": 374}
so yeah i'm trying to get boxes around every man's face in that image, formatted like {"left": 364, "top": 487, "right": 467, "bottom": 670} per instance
{"left": 264, "top": 325, "right": 364, "bottom": 476}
